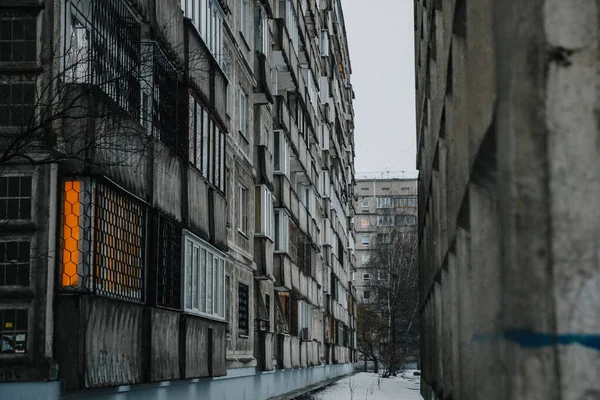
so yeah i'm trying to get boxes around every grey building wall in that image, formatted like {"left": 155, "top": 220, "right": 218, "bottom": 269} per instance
{"left": 416, "top": 0, "right": 600, "bottom": 399}
{"left": 353, "top": 178, "right": 417, "bottom": 302}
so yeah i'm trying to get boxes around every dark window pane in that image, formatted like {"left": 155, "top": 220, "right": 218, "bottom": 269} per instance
{"left": 22, "top": 85, "right": 34, "bottom": 104}
{"left": 6, "top": 199, "right": 18, "bottom": 218}
{"left": 6, "top": 242, "right": 17, "bottom": 261}
{"left": 5, "top": 264, "right": 16, "bottom": 285}
{"left": 0, "top": 21, "right": 12, "bottom": 40}
{"left": 20, "top": 199, "right": 31, "bottom": 219}
{"left": 15, "top": 310, "right": 27, "bottom": 330}
{"left": 0, "top": 43, "right": 12, "bottom": 62}
{"left": 18, "top": 242, "right": 29, "bottom": 262}
{"left": 12, "top": 20, "right": 23, "bottom": 40}
{"left": 23, "top": 20, "right": 35, "bottom": 40}
{"left": 10, "top": 85, "right": 21, "bottom": 103}
{"left": 20, "top": 177, "right": 31, "bottom": 196}
{"left": 0, "top": 178, "right": 6, "bottom": 197}
{"left": 0, "top": 199, "right": 7, "bottom": 218}
{"left": 7, "top": 177, "right": 19, "bottom": 195}
{"left": 18, "top": 265, "right": 29, "bottom": 286}
{"left": 3, "top": 309, "right": 15, "bottom": 328}
{"left": 23, "top": 43, "right": 35, "bottom": 61}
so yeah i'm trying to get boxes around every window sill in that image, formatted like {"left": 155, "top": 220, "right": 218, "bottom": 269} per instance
{"left": 238, "top": 333, "right": 250, "bottom": 339}
{"left": 238, "top": 130, "right": 249, "bottom": 144}
{"left": 238, "top": 229, "right": 249, "bottom": 239}
{"left": 238, "top": 31, "right": 251, "bottom": 52}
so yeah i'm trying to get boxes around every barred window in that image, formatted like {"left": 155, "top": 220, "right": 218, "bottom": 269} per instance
{"left": 0, "top": 308, "right": 27, "bottom": 354}
{"left": 0, "top": 83, "right": 35, "bottom": 127}
{"left": 0, "top": 176, "right": 32, "bottom": 220}
{"left": 0, "top": 241, "right": 30, "bottom": 286}
{"left": 156, "top": 216, "right": 182, "bottom": 309}
{"left": 60, "top": 179, "right": 147, "bottom": 303}
{"left": 238, "top": 282, "right": 249, "bottom": 336}
{"left": 65, "top": 0, "right": 141, "bottom": 118}
{"left": 141, "top": 43, "right": 178, "bottom": 152}
{"left": 0, "top": 17, "right": 37, "bottom": 62}
{"left": 187, "top": 92, "right": 226, "bottom": 191}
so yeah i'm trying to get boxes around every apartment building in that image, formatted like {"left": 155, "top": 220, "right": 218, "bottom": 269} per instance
{"left": 0, "top": 0, "right": 357, "bottom": 398}
{"left": 415, "top": 0, "right": 600, "bottom": 399}
{"left": 353, "top": 178, "right": 417, "bottom": 303}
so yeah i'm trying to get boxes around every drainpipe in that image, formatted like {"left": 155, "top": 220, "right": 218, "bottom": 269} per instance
{"left": 45, "top": 164, "right": 59, "bottom": 378}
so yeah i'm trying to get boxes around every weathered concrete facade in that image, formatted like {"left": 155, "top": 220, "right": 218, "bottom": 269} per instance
{"left": 0, "top": 0, "right": 357, "bottom": 398}
{"left": 416, "top": 0, "right": 600, "bottom": 399}
{"left": 353, "top": 178, "right": 417, "bottom": 302}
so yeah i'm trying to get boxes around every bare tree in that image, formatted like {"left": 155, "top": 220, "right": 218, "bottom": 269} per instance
{"left": 358, "top": 206, "right": 419, "bottom": 378}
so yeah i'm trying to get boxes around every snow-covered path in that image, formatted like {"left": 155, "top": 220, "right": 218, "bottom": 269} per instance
{"left": 304, "top": 371, "right": 423, "bottom": 400}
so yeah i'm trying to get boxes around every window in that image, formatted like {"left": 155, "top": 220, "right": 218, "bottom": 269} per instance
{"left": 238, "top": 184, "right": 248, "bottom": 235}
{"left": 65, "top": 0, "right": 142, "bottom": 118}
{"left": 141, "top": 43, "right": 178, "bottom": 152}
{"left": 363, "top": 291, "right": 370, "bottom": 300}
{"left": 378, "top": 271, "right": 386, "bottom": 281}
{"left": 362, "top": 273, "right": 371, "bottom": 282}
{"left": 0, "top": 83, "right": 35, "bottom": 127}
{"left": 378, "top": 233, "right": 391, "bottom": 244}
{"left": 361, "top": 253, "right": 370, "bottom": 264}
{"left": 382, "top": 187, "right": 390, "bottom": 191}
{"left": 377, "top": 215, "right": 394, "bottom": 226}
{"left": 0, "top": 308, "right": 27, "bottom": 354}
{"left": 181, "top": 0, "right": 225, "bottom": 67}
{"left": 156, "top": 216, "right": 182, "bottom": 309}
{"left": 183, "top": 230, "right": 226, "bottom": 319}
{"left": 361, "top": 199, "right": 369, "bottom": 211}
{"left": 361, "top": 218, "right": 368, "bottom": 228}
{"left": 60, "top": 179, "right": 146, "bottom": 302}
{"left": 238, "top": 88, "right": 247, "bottom": 137}
{"left": 0, "top": 241, "right": 29, "bottom": 286}
{"left": 396, "top": 215, "right": 417, "bottom": 225}
{"left": 278, "top": 0, "right": 299, "bottom": 53}
{"left": 0, "top": 176, "right": 31, "bottom": 220}
{"left": 361, "top": 236, "right": 369, "bottom": 246}
{"left": 0, "top": 17, "right": 37, "bottom": 62}
{"left": 319, "top": 30, "right": 328, "bottom": 56}
{"left": 274, "top": 209, "right": 290, "bottom": 252}
{"left": 297, "top": 300, "right": 313, "bottom": 340}
{"left": 254, "top": 3, "right": 269, "bottom": 54}
{"left": 377, "top": 197, "right": 393, "bottom": 209}
{"left": 274, "top": 130, "right": 291, "bottom": 176}
{"left": 188, "top": 91, "right": 226, "bottom": 190}
{"left": 238, "top": 282, "right": 249, "bottom": 336}
{"left": 300, "top": 185, "right": 317, "bottom": 217}
{"left": 255, "top": 185, "right": 274, "bottom": 239}
{"left": 239, "top": 0, "right": 249, "bottom": 39}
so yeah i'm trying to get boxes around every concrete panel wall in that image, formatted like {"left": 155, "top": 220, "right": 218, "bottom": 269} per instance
{"left": 416, "top": 0, "right": 600, "bottom": 398}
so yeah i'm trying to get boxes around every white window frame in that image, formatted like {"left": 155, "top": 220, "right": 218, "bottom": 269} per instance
{"left": 274, "top": 130, "right": 291, "bottom": 177}
{"left": 238, "top": 87, "right": 247, "bottom": 137}
{"left": 238, "top": 184, "right": 249, "bottom": 235}
{"left": 377, "top": 197, "right": 393, "bottom": 209}
{"left": 362, "top": 273, "right": 371, "bottom": 282}
{"left": 254, "top": 2, "right": 269, "bottom": 54}
{"left": 256, "top": 185, "right": 274, "bottom": 240}
{"left": 181, "top": 0, "right": 225, "bottom": 68}
{"left": 183, "top": 230, "right": 226, "bottom": 320}
{"left": 239, "top": 0, "right": 250, "bottom": 40}
{"left": 361, "top": 199, "right": 369, "bottom": 211}
{"left": 320, "top": 30, "right": 329, "bottom": 56}
{"left": 274, "top": 209, "right": 290, "bottom": 253}
{"left": 361, "top": 236, "right": 369, "bottom": 246}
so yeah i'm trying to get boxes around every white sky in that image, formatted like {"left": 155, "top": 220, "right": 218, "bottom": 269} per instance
{"left": 342, "top": 0, "right": 418, "bottom": 179}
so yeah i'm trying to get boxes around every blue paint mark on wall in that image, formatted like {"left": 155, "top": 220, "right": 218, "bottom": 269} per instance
{"left": 504, "top": 330, "right": 600, "bottom": 351}
{"left": 472, "top": 330, "right": 600, "bottom": 351}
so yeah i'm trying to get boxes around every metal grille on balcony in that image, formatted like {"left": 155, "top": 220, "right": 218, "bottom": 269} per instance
{"left": 156, "top": 215, "right": 182, "bottom": 309}
{"left": 91, "top": 0, "right": 141, "bottom": 118}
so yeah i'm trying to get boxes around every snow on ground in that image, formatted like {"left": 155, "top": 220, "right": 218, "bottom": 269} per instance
{"left": 307, "top": 371, "right": 423, "bottom": 400}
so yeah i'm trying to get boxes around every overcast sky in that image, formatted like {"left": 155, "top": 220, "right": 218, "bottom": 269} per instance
{"left": 342, "top": 0, "right": 418, "bottom": 179}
